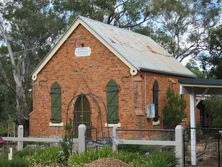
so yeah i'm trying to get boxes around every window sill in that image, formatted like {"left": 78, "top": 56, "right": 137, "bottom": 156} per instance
{"left": 182, "top": 118, "right": 187, "bottom": 122}
{"left": 152, "top": 120, "right": 160, "bottom": 126}
{"left": 49, "top": 122, "right": 64, "bottom": 127}
{"left": 105, "top": 123, "right": 121, "bottom": 128}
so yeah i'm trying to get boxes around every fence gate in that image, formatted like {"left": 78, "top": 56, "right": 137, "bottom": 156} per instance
{"left": 74, "top": 94, "right": 91, "bottom": 139}
{"left": 184, "top": 128, "right": 222, "bottom": 167}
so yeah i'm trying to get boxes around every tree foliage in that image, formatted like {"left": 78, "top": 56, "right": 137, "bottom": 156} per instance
{"left": 185, "top": 59, "right": 205, "bottom": 78}
{"left": 163, "top": 88, "right": 186, "bottom": 128}
{"left": 199, "top": 25, "right": 222, "bottom": 79}
{"left": 54, "top": 0, "right": 222, "bottom": 62}
{"left": 0, "top": 0, "right": 67, "bottom": 131}
{"left": 54, "top": 0, "right": 158, "bottom": 27}
{"left": 204, "top": 96, "right": 222, "bottom": 128}
{"left": 144, "top": 0, "right": 222, "bottom": 62}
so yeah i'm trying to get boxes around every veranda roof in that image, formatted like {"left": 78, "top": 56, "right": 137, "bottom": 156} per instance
{"left": 179, "top": 78, "right": 222, "bottom": 94}
{"left": 179, "top": 78, "right": 222, "bottom": 166}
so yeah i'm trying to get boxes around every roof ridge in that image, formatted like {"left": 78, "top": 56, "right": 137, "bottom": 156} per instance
{"left": 78, "top": 15, "right": 154, "bottom": 39}
{"left": 78, "top": 15, "right": 171, "bottom": 57}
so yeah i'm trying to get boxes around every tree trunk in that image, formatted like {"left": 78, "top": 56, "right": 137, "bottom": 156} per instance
{"left": 0, "top": 24, "right": 29, "bottom": 135}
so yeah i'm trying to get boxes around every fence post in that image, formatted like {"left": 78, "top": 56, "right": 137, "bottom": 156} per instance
{"left": 175, "top": 125, "right": 184, "bottom": 167}
{"left": 112, "top": 125, "right": 118, "bottom": 152}
{"left": 17, "top": 125, "right": 23, "bottom": 151}
{"left": 78, "top": 124, "right": 86, "bottom": 154}
{"left": 8, "top": 147, "right": 13, "bottom": 160}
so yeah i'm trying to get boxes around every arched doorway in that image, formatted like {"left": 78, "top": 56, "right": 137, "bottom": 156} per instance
{"left": 74, "top": 94, "right": 91, "bottom": 138}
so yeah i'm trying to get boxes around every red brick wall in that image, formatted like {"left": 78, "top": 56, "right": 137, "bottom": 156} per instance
{"left": 29, "top": 24, "right": 190, "bottom": 138}
{"left": 139, "top": 72, "right": 190, "bottom": 129}
{"left": 30, "top": 24, "right": 136, "bottom": 137}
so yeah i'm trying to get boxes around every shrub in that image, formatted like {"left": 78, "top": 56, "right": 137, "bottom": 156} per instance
{"left": 163, "top": 88, "right": 186, "bottom": 128}
{"left": 141, "top": 151, "right": 178, "bottom": 167}
{"left": 69, "top": 147, "right": 113, "bottom": 166}
{"left": 118, "top": 144, "right": 142, "bottom": 153}
{"left": 0, "top": 154, "right": 28, "bottom": 167}
{"left": 69, "top": 147, "right": 141, "bottom": 166}
{"left": 60, "top": 120, "right": 74, "bottom": 161}
{"left": 69, "top": 146, "right": 178, "bottom": 167}
{"left": 0, "top": 126, "right": 7, "bottom": 136}
{"left": 0, "top": 147, "right": 42, "bottom": 167}
{"left": 14, "top": 147, "right": 38, "bottom": 158}
{"left": 26, "top": 146, "right": 63, "bottom": 166}
{"left": 113, "top": 151, "right": 141, "bottom": 164}
{"left": 0, "top": 148, "right": 39, "bottom": 167}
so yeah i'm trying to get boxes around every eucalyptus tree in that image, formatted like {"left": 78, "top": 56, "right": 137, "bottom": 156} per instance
{"left": 202, "top": 25, "right": 222, "bottom": 79}
{"left": 55, "top": 0, "right": 222, "bottom": 62}
{"left": 0, "top": 0, "right": 66, "bottom": 132}
{"left": 138, "top": 0, "right": 222, "bottom": 62}
{"left": 53, "top": 0, "right": 157, "bottom": 27}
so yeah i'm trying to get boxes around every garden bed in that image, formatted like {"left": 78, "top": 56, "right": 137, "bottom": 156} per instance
{"left": 0, "top": 145, "right": 178, "bottom": 167}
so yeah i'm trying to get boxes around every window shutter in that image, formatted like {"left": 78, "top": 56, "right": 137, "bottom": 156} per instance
{"left": 153, "top": 80, "right": 159, "bottom": 122}
{"left": 106, "top": 80, "right": 119, "bottom": 124}
{"left": 51, "top": 83, "right": 61, "bottom": 123}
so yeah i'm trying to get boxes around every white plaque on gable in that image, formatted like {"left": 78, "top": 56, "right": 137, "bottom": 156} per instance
{"left": 75, "top": 47, "right": 91, "bottom": 57}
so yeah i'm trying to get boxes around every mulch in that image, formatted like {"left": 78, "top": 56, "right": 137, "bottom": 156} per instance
{"left": 85, "top": 158, "right": 131, "bottom": 167}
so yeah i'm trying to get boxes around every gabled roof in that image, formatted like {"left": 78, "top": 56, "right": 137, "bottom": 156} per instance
{"left": 32, "top": 16, "right": 195, "bottom": 80}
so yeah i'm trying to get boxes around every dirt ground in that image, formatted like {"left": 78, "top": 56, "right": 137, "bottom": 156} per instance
{"left": 85, "top": 158, "right": 131, "bottom": 167}
{"left": 186, "top": 157, "right": 219, "bottom": 167}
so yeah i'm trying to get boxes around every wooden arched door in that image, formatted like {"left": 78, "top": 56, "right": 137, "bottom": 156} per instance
{"left": 74, "top": 94, "right": 91, "bottom": 138}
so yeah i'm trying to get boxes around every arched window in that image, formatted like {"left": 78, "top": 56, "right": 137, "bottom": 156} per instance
{"left": 50, "top": 82, "right": 62, "bottom": 123}
{"left": 153, "top": 80, "right": 159, "bottom": 122}
{"left": 106, "top": 80, "right": 119, "bottom": 124}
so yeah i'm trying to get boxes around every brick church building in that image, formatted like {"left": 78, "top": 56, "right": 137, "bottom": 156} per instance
{"left": 29, "top": 16, "right": 195, "bottom": 138}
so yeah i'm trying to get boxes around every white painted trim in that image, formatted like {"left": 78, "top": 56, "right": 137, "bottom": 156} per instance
{"left": 49, "top": 122, "right": 64, "bottom": 127}
{"left": 32, "top": 17, "right": 138, "bottom": 81}
{"left": 190, "top": 90, "right": 197, "bottom": 166}
{"left": 180, "top": 85, "right": 188, "bottom": 94}
{"left": 119, "top": 139, "right": 176, "bottom": 146}
{"left": 32, "top": 19, "right": 81, "bottom": 81}
{"left": 182, "top": 118, "right": 187, "bottom": 122}
{"left": 180, "top": 84, "right": 222, "bottom": 88}
{"left": 195, "top": 88, "right": 209, "bottom": 107}
{"left": 105, "top": 123, "right": 121, "bottom": 128}
{"left": 3, "top": 136, "right": 63, "bottom": 143}
{"left": 152, "top": 120, "right": 160, "bottom": 126}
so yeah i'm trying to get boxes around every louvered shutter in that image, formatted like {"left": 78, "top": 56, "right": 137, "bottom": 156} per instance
{"left": 106, "top": 80, "right": 119, "bottom": 124}
{"left": 51, "top": 83, "right": 61, "bottom": 123}
{"left": 153, "top": 80, "right": 159, "bottom": 122}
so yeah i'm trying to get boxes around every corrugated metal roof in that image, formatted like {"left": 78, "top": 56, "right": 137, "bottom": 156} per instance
{"left": 79, "top": 16, "right": 195, "bottom": 78}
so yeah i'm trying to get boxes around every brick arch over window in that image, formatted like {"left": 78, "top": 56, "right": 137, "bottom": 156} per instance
{"left": 153, "top": 80, "right": 159, "bottom": 122}
{"left": 50, "top": 82, "right": 62, "bottom": 123}
{"left": 106, "top": 80, "right": 119, "bottom": 124}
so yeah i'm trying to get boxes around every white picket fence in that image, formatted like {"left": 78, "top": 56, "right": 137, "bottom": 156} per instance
{"left": 2, "top": 124, "right": 184, "bottom": 167}
{"left": 2, "top": 124, "right": 87, "bottom": 154}
{"left": 112, "top": 125, "right": 184, "bottom": 167}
